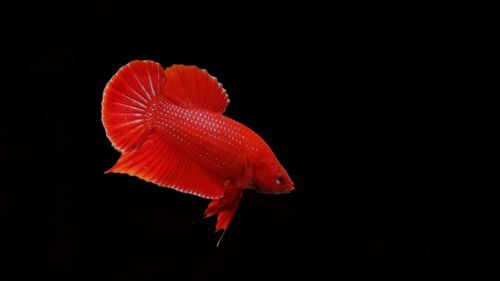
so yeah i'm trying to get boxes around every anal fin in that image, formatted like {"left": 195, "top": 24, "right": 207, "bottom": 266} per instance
{"left": 108, "top": 131, "right": 226, "bottom": 199}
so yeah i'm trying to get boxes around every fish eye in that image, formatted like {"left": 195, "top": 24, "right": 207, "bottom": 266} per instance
{"left": 275, "top": 176, "right": 284, "bottom": 185}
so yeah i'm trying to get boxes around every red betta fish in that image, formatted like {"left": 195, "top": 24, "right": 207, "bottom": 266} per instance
{"left": 102, "top": 60, "right": 294, "bottom": 244}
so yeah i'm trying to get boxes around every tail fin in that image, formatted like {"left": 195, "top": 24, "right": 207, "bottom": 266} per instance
{"left": 102, "top": 60, "right": 165, "bottom": 152}
{"left": 102, "top": 60, "right": 226, "bottom": 199}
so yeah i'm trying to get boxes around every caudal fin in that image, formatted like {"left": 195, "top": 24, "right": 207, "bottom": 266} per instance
{"left": 102, "top": 60, "right": 165, "bottom": 152}
{"left": 102, "top": 60, "right": 226, "bottom": 199}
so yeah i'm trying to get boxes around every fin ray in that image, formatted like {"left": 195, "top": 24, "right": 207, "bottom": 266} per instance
{"left": 102, "top": 60, "right": 165, "bottom": 152}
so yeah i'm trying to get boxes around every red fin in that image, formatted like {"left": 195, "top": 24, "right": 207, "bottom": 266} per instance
{"left": 204, "top": 187, "right": 243, "bottom": 233}
{"left": 164, "top": 65, "right": 229, "bottom": 113}
{"left": 108, "top": 132, "right": 226, "bottom": 199}
{"left": 102, "top": 60, "right": 165, "bottom": 152}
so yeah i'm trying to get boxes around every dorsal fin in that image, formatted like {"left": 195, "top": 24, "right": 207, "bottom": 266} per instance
{"left": 164, "top": 65, "right": 229, "bottom": 113}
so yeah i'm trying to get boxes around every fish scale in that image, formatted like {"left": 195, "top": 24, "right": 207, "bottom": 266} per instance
{"left": 150, "top": 98, "right": 255, "bottom": 179}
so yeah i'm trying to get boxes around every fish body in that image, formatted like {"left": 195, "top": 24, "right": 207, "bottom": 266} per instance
{"left": 102, "top": 60, "right": 294, "bottom": 240}
{"left": 149, "top": 98, "right": 262, "bottom": 181}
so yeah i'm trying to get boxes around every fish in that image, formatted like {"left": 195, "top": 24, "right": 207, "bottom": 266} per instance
{"left": 101, "top": 60, "right": 294, "bottom": 244}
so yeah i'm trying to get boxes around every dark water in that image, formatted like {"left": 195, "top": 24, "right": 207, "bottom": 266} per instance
{"left": 1, "top": 1, "right": 484, "bottom": 280}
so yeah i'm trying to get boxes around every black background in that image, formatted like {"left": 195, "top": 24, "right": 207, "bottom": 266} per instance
{"left": 0, "top": 1, "right": 486, "bottom": 280}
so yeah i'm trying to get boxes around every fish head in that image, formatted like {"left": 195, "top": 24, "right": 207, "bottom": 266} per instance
{"left": 252, "top": 156, "right": 294, "bottom": 194}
